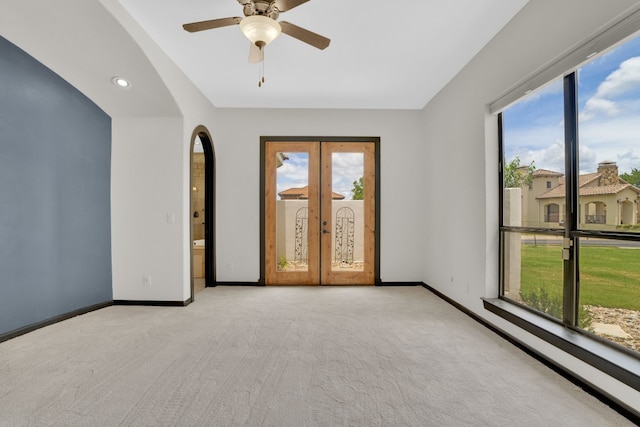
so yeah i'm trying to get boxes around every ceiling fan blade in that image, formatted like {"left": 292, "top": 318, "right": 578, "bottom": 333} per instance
{"left": 249, "top": 43, "right": 263, "bottom": 63}
{"left": 279, "top": 21, "right": 330, "bottom": 50}
{"left": 183, "top": 17, "right": 242, "bottom": 33}
{"left": 274, "top": 0, "right": 309, "bottom": 12}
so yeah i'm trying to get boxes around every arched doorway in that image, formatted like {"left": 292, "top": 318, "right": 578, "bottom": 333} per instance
{"left": 190, "top": 126, "right": 216, "bottom": 301}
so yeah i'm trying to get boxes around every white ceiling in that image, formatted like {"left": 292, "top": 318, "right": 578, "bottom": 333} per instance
{"left": 1, "top": 0, "right": 182, "bottom": 118}
{"left": 118, "top": 0, "right": 529, "bottom": 110}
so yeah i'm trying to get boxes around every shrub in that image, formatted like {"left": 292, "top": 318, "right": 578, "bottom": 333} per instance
{"left": 520, "top": 288, "right": 592, "bottom": 329}
{"left": 278, "top": 255, "right": 288, "bottom": 270}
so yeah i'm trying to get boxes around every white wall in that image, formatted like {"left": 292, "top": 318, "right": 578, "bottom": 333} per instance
{"left": 111, "top": 117, "right": 184, "bottom": 300}
{"left": 100, "top": 0, "right": 220, "bottom": 302}
{"left": 421, "top": 0, "right": 640, "bottom": 411}
{"left": 213, "top": 108, "right": 425, "bottom": 283}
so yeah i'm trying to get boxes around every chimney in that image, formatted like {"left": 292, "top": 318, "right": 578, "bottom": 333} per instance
{"left": 597, "top": 161, "right": 618, "bottom": 186}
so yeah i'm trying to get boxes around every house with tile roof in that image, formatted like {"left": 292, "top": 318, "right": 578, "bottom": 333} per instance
{"left": 278, "top": 185, "right": 345, "bottom": 200}
{"left": 520, "top": 161, "right": 640, "bottom": 229}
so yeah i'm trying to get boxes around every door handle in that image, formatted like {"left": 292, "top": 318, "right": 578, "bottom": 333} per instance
{"left": 323, "top": 229, "right": 330, "bottom": 234}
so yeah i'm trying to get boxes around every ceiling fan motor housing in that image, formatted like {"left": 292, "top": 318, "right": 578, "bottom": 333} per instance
{"left": 243, "top": 1, "right": 280, "bottom": 20}
{"left": 183, "top": 0, "right": 330, "bottom": 53}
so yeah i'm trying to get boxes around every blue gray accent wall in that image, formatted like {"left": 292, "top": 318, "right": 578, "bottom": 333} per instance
{"left": 0, "top": 36, "right": 112, "bottom": 336}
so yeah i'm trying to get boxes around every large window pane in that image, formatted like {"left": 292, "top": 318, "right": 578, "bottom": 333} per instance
{"left": 577, "top": 34, "right": 640, "bottom": 232}
{"left": 503, "top": 231, "right": 564, "bottom": 322}
{"left": 578, "top": 237, "right": 640, "bottom": 353}
{"left": 502, "top": 78, "right": 565, "bottom": 228}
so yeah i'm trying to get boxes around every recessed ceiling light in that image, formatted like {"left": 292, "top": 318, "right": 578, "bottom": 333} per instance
{"left": 111, "top": 76, "right": 131, "bottom": 89}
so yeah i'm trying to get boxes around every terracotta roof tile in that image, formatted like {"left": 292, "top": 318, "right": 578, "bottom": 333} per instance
{"left": 579, "top": 173, "right": 600, "bottom": 186}
{"left": 537, "top": 186, "right": 566, "bottom": 199}
{"left": 537, "top": 183, "right": 640, "bottom": 199}
{"left": 278, "top": 186, "right": 308, "bottom": 197}
{"left": 278, "top": 185, "right": 345, "bottom": 200}
{"left": 532, "top": 169, "right": 564, "bottom": 177}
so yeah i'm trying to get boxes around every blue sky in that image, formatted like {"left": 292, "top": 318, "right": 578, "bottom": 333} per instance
{"left": 276, "top": 152, "right": 363, "bottom": 200}
{"left": 503, "top": 33, "right": 640, "bottom": 175}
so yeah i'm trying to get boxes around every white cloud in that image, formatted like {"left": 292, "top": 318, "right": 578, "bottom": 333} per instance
{"left": 523, "top": 139, "right": 564, "bottom": 173}
{"left": 579, "top": 97, "right": 620, "bottom": 121}
{"left": 580, "top": 56, "right": 640, "bottom": 121}
{"left": 510, "top": 139, "right": 598, "bottom": 174}
{"left": 276, "top": 153, "right": 309, "bottom": 194}
{"left": 595, "top": 56, "right": 640, "bottom": 98}
{"left": 616, "top": 150, "right": 640, "bottom": 175}
{"left": 331, "top": 153, "right": 364, "bottom": 199}
{"left": 578, "top": 144, "right": 598, "bottom": 173}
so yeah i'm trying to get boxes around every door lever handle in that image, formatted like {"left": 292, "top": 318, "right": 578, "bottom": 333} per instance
{"left": 322, "top": 229, "right": 330, "bottom": 234}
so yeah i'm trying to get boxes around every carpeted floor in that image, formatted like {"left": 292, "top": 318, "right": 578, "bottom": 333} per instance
{"left": 0, "top": 286, "right": 633, "bottom": 426}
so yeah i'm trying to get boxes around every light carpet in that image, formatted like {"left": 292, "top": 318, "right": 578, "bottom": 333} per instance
{"left": 0, "top": 286, "right": 633, "bottom": 426}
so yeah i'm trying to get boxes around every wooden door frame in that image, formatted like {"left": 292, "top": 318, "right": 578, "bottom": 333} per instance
{"left": 259, "top": 136, "right": 381, "bottom": 286}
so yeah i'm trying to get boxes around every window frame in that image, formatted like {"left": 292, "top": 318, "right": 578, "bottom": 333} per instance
{"left": 492, "top": 27, "right": 640, "bottom": 401}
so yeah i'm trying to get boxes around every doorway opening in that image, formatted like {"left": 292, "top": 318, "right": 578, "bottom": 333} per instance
{"left": 260, "top": 137, "right": 380, "bottom": 286}
{"left": 190, "top": 126, "right": 216, "bottom": 300}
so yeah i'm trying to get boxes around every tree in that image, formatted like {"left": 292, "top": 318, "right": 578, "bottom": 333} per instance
{"left": 351, "top": 177, "right": 364, "bottom": 200}
{"left": 504, "top": 156, "right": 535, "bottom": 188}
{"left": 620, "top": 168, "right": 640, "bottom": 187}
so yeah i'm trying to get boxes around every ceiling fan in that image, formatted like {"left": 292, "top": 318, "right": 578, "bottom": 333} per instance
{"left": 182, "top": 0, "right": 330, "bottom": 68}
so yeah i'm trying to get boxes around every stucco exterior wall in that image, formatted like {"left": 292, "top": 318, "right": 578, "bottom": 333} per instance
{"left": 275, "top": 200, "right": 365, "bottom": 265}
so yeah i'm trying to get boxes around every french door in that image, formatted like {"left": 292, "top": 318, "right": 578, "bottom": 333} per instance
{"left": 262, "top": 138, "right": 378, "bottom": 285}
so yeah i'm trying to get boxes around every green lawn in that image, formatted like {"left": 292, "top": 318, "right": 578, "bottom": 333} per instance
{"left": 521, "top": 244, "right": 640, "bottom": 312}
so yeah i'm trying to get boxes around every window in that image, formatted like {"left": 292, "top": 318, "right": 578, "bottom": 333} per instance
{"left": 499, "top": 31, "right": 640, "bottom": 357}
{"left": 501, "top": 77, "right": 564, "bottom": 230}
{"left": 545, "top": 204, "right": 559, "bottom": 223}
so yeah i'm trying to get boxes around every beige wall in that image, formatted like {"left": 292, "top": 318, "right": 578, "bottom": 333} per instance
{"left": 521, "top": 175, "right": 562, "bottom": 227}
{"left": 538, "top": 189, "right": 639, "bottom": 229}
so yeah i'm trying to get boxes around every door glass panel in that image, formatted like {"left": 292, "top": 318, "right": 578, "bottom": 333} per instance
{"left": 331, "top": 152, "right": 364, "bottom": 272}
{"left": 276, "top": 152, "right": 309, "bottom": 272}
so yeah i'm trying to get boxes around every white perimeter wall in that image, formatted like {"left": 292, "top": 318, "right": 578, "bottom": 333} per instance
{"left": 420, "top": 0, "right": 640, "bottom": 411}
{"left": 213, "top": 108, "right": 425, "bottom": 283}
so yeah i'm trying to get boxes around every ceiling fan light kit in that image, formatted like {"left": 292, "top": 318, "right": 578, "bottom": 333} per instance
{"left": 239, "top": 15, "right": 281, "bottom": 47}
{"left": 183, "top": 0, "right": 329, "bottom": 87}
